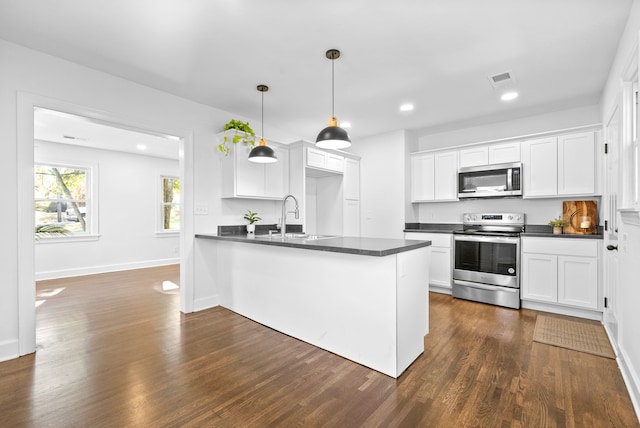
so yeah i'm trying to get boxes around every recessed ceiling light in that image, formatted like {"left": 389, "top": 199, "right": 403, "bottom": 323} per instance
{"left": 501, "top": 91, "right": 518, "bottom": 101}
{"left": 136, "top": 144, "right": 147, "bottom": 150}
{"left": 400, "top": 103, "right": 414, "bottom": 112}
{"left": 341, "top": 122, "right": 351, "bottom": 129}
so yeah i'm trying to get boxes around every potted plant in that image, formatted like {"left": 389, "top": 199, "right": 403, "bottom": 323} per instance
{"left": 218, "top": 119, "right": 256, "bottom": 156}
{"left": 548, "top": 216, "right": 566, "bottom": 234}
{"left": 243, "top": 209, "right": 261, "bottom": 234}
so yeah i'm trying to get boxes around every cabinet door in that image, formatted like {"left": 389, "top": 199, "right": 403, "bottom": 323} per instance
{"left": 343, "top": 199, "right": 360, "bottom": 237}
{"left": 343, "top": 158, "right": 360, "bottom": 200}
{"left": 521, "top": 253, "right": 558, "bottom": 303}
{"left": 434, "top": 151, "right": 458, "bottom": 200}
{"left": 459, "top": 146, "right": 488, "bottom": 168}
{"left": 558, "top": 255, "right": 598, "bottom": 309}
{"left": 489, "top": 142, "right": 521, "bottom": 164}
{"left": 557, "top": 132, "right": 596, "bottom": 195}
{"left": 430, "top": 247, "right": 451, "bottom": 288}
{"left": 307, "top": 148, "right": 326, "bottom": 169}
{"left": 326, "top": 153, "right": 344, "bottom": 172}
{"left": 264, "top": 145, "right": 289, "bottom": 198}
{"left": 522, "top": 137, "right": 558, "bottom": 197}
{"left": 235, "top": 149, "right": 266, "bottom": 197}
{"left": 411, "top": 153, "right": 435, "bottom": 201}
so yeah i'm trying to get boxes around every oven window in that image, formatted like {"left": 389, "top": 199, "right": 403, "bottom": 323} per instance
{"left": 454, "top": 240, "right": 517, "bottom": 276}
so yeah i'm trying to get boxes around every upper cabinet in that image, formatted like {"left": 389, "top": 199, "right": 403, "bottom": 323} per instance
{"left": 411, "top": 150, "right": 458, "bottom": 202}
{"left": 343, "top": 158, "right": 360, "bottom": 201}
{"left": 522, "top": 131, "right": 598, "bottom": 198}
{"left": 220, "top": 137, "right": 289, "bottom": 200}
{"left": 459, "top": 142, "right": 520, "bottom": 168}
{"left": 306, "top": 147, "right": 344, "bottom": 173}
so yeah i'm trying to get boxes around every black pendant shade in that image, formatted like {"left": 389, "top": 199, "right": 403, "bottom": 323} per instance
{"left": 316, "top": 49, "right": 351, "bottom": 150}
{"left": 249, "top": 84, "right": 277, "bottom": 163}
{"left": 248, "top": 137, "right": 277, "bottom": 163}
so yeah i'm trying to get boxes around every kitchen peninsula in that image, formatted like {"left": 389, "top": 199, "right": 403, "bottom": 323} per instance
{"left": 195, "top": 233, "right": 431, "bottom": 378}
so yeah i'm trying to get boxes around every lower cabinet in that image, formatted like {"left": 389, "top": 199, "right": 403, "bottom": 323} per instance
{"left": 521, "top": 237, "right": 600, "bottom": 310}
{"left": 404, "top": 232, "right": 452, "bottom": 291}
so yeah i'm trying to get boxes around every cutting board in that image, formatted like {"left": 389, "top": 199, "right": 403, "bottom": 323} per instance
{"left": 562, "top": 200, "right": 597, "bottom": 234}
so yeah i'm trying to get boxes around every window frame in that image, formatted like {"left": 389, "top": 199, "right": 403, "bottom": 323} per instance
{"left": 157, "top": 174, "right": 181, "bottom": 235}
{"left": 34, "top": 161, "right": 99, "bottom": 242}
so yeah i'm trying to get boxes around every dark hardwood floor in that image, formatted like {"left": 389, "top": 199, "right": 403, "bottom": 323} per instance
{"left": 0, "top": 265, "right": 637, "bottom": 427}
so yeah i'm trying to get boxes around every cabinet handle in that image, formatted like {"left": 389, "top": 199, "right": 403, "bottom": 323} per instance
{"left": 606, "top": 245, "right": 618, "bottom": 251}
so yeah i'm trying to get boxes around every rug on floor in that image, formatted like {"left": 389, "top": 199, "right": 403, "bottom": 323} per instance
{"left": 533, "top": 314, "right": 615, "bottom": 359}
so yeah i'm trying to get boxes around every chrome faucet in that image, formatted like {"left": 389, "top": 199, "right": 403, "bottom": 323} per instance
{"left": 280, "top": 194, "right": 299, "bottom": 236}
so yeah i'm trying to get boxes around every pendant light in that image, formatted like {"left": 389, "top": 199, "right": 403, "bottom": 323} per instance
{"left": 248, "top": 84, "right": 278, "bottom": 163}
{"left": 316, "top": 49, "right": 351, "bottom": 150}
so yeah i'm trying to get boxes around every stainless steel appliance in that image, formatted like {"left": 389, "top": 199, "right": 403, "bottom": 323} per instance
{"left": 452, "top": 212, "right": 524, "bottom": 309}
{"left": 458, "top": 162, "right": 522, "bottom": 199}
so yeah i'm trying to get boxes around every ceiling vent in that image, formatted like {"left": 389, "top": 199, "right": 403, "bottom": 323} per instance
{"left": 488, "top": 71, "right": 516, "bottom": 88}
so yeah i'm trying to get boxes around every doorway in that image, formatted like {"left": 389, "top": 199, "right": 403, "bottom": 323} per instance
{"left": 17, "top": 93, "right": 195, "bottom": 356}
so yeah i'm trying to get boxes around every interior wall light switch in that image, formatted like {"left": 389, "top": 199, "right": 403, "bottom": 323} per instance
{"left": 194, "top": 205, "right": 209, "bottom": 215}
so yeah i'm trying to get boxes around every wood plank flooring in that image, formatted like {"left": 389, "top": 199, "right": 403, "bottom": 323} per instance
{"left": 0, "top": 265, "right": 637, "bottom": 427}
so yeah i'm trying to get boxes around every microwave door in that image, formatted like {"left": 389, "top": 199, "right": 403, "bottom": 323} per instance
{"left": 459, "top": 170, "right": 507, "bottom": 195}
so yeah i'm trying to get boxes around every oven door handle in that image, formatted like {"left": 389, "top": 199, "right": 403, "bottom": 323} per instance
{"left": 454, "top": 235, "right": 520, "bottom": 244}
{"left": 454, "top": 280, "right": 519, "bottom": 293}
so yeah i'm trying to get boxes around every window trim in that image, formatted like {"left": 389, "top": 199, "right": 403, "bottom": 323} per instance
{"left": 34, "top": 160, "right": 99, "bottom": 241}
{"left": 158, "top": 174, "right": 180, "bottom": 235}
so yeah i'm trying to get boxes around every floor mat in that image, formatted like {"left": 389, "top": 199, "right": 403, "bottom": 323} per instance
{"left": 533, "top": 314, "right": 615, "bottom": 359}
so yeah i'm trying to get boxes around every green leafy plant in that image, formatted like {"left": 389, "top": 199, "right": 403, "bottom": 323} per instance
{"left": 548, "top": 216, "right": 566, "bottom": 227}
{"left": 218, "top": 119, "right": 256, "bottom": 156}
{"left": 243, "top": 210, "right": 261, "bottom": 225}
{"left": 35, "top": 224, "right": 71, "bottom": 242}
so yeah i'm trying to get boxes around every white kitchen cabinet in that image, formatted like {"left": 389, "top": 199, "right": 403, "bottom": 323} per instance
{"left": 522, "top": 136, "right": 558, "bottom": 197}
{"left": 521, "top": 237, "right": 600, "bottom": 311}
{"left": 343, "top": 158, "right": 360, "bottom": 200}
{"left": 489, "top": 142, "right": 520, "bottom": 164}
{"left": 522, "top": 131, "right": 597, "bottom": 198}
{"left": 404, "top": 232, "right": 451, "bottom": 291}
{"left": 458, "top": 142, "right": 520, "bottom": 168}
{"left": 411, "top": 153, "right": 435, "bottom": 201}
{"left": 459, "top": 146, "right": 488, "bottom": 168}
{"left": 306, "top": 147, "right": 344, "bottom": 173}
{"left": 557, "top": 131, "right": 596, "bottom": 195}
{"left": 434, "top": 151, "right": 458, "bottom": 200}
{"left": 411, "top": 150, "right": 458, "bottom": 202}
{"left": 220, "top": 138, "right": 289, "bottom": 199}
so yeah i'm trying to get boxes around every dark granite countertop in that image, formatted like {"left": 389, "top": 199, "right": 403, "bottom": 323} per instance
{"left": 195, "top": 233, "right": 431, "bottom": 257}
{"left": 403, "top": 222, "right": 603, "bottom": 239}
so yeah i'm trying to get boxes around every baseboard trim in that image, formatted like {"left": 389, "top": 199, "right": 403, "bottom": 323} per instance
{"left": 429, "top": 285, "right": 452, "bottom": 295}
{"left": 0, "top": 339, "right": 19, "bottom": 363}
{"left": 193, "top": 295, "right": 219, "bottom": 312}
{"left": 35, "top": 258, "right": 180, "bottom": 281}
{"left": 521, "top": 300, "right": 602, "bottom": 321}
{"left": 618, "top": 345, "right": 640, "bottom": 423}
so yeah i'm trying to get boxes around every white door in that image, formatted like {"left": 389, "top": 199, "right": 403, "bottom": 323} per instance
{"left": 603, "top": 103, "right": 621, "bottom": 339}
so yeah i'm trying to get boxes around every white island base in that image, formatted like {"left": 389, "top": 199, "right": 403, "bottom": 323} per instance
{"left": 209, "top": 239, "right": 430, "bottom": 378}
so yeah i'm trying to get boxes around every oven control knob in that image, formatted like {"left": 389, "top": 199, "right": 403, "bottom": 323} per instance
{"left": 507, "top": 215, "right": 513, "bottom": 220}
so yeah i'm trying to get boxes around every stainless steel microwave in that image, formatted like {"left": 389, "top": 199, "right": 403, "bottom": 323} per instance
{"left": 458, "top": 162, "right": 522, "bottom": 199}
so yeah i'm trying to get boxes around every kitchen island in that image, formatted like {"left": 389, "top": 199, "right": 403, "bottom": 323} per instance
{"left": 195, "top": 233, "right": 431, "bottom": 378}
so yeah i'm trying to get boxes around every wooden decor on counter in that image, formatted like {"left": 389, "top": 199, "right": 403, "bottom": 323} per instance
{"left": 562, "top": 200, "right": 597, "bottom": 234}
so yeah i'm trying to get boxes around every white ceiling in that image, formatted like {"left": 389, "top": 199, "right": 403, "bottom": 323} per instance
{"left": 0, "top": 0, "right": 634, "bottom": 150}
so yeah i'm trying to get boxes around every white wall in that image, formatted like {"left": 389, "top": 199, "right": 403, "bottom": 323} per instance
{"left": 0, "top": 39, "right": 301, "bottom": 361}
{"left": 35, "top": 141, "right": 180, "bottom": 279}
{"left": 351, "top": 130, "right": 407, "bottom": 239}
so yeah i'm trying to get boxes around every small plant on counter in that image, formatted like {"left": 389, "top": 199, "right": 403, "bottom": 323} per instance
{"left": 547, "top": 216, "right": 566, "bottom": 228}
{"left": 218, "top": 119, "right": 256, "bottom": 156}
{"left": 243, "top": 210, "right": 262, "bottom": 225}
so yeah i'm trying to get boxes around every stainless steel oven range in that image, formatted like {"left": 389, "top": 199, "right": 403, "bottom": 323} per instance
{"left": 452, "top": 212, "right": 525, "bottom": 309}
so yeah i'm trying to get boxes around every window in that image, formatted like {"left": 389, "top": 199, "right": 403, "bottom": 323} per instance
{"left": 35, "top": 164, "right": 92, "bottom": 236}
{"left": 160, "top": 176, "right": 180, "bottom": 232}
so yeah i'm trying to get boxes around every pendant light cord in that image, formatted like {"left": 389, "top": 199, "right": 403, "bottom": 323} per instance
{"left": 331, "top": 57, "right": 335, "bottom": 117}
{"left": 261, "top": 90, "right": 264, "bottom": 137}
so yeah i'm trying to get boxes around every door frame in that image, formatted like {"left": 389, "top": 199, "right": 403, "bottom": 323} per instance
{"left": 17, "top": 92, "right": 195, "bottom": 355}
